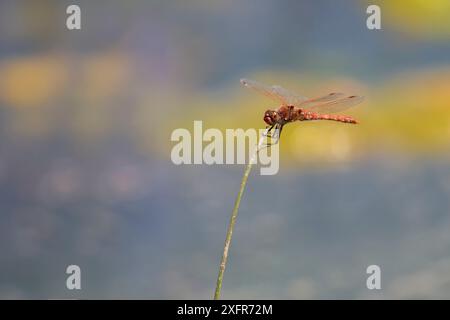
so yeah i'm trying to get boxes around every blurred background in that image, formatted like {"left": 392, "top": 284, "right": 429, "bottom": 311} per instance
{"left": 1, "top": 0, "right": 450, "bottom": 299}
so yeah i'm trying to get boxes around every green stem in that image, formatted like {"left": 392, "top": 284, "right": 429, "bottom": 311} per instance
{"left": 214, "top": 129, "right": 270, "bottom": 300}
{"left": 214, "top": 159, "right": 253, "bottom": 300}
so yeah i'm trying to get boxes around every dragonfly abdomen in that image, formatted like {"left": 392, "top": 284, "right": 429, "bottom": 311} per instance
{"left": 301, "top": 111, "right": 358, "bottom": 124}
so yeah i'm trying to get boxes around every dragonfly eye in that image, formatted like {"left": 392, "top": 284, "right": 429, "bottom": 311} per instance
{"left": 263, "top": 110, "right": 275, "bottom": 125}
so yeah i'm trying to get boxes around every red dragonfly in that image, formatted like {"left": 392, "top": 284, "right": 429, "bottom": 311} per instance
{"left": 240, "top": 78, "right": 364, "bottom": 141}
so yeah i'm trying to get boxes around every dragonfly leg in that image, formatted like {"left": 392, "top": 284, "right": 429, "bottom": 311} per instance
{"left": 263, "top": 124, "right": 281, "bottom": 146}
{"left": 263, "top": 125, "right": 275, "bottom": 137}
{"left": 276, "top": 125, "right": 283, "bottom": 139}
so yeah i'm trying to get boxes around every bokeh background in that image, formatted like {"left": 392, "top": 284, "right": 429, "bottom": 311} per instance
{"left": 1, "top": 0, "right": 450, "bottom": 299}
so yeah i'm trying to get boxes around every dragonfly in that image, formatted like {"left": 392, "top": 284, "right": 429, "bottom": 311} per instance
{"left": 240, "top": 78, "right": 364, "bottom": 144}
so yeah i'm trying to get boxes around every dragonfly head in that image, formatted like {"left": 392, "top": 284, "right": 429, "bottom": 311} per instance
{"left": 263, "top": 109, "right": 279, "bottom": 126}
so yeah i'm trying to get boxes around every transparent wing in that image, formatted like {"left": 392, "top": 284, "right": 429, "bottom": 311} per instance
{"left": 270, "top": 85, "right": 309, "bottom": 105}
{"left": 304, "top": 95, "right": 364, "bottom": 114}
{"left": 298, "top": 92, "right": 346, "bottom": 109}
{"left": 240, "top": 78, "right": 308, "bottom": 106}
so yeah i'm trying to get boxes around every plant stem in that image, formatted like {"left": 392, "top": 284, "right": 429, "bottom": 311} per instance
{"left": 214, "top": 129, "right": 270, "bottom": 300}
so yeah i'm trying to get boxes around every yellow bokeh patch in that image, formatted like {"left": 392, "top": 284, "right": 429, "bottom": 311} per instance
{"left": 379, "top": 0, "right": 450, "bottom": 39}
{"left": 0, "top": 55, "right": 68, "bottom": 108}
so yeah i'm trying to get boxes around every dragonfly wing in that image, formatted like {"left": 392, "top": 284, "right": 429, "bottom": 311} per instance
{"left": 305, "top": 95, "right": 364, "bottom": 114}
{"left": 299, "top": 92, "right": 345, "bottom": 109}
{"left": 271, "top": 85, "right": 308, "bottom": 105}
{"left": 240, "top": 78, "right": 308, "bottom": 106}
